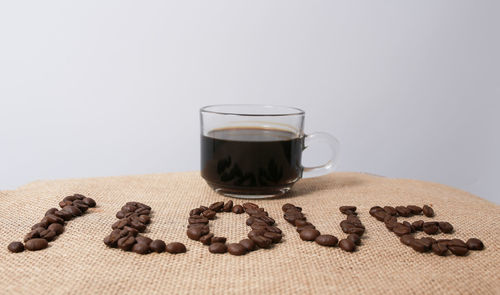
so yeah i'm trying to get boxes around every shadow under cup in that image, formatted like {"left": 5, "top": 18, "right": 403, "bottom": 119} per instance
{"left": 200, "top": 105, "right": 306, "bottom": 199}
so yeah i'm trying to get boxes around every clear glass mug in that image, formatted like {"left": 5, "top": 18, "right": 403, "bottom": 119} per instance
{"left": 200, "top": 104, "right": 340, "bottom": 199}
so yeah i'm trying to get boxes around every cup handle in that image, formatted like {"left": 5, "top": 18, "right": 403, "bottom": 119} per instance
{"left": 302, "top": 132, "right": 340, "bottom": 178}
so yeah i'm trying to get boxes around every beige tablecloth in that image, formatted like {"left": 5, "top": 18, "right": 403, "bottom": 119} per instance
{"left": 0, "top": 172, "right": 499, "bottom": 294}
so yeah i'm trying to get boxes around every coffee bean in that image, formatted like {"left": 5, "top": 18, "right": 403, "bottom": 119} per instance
{"left": 254, "top": 216, "right": 275, "bottom": 226}
{"left": 466, "top": 238, "right": 484, "bottom": 250}
{"left": 239, "top": 239, "right": 256, "bottom": 251}
{"left": 420, "top": 237, "right": 435, "bottom": 248}
{"left": 54, "top": 210, "right": 72, "bottom": 221}
{"left": 166, "top": 242, "right": 186, "bottom": 254}
{"left": 190, "top": 208, "right": 203, "bottom": 216}
{"left": 284, "top": 212, "right": 306, "bottom": 224}
{"left": 402, "top": 221, "right": 414, "bottom": 233}
{"left": 63, "top": 195, "right": 78, "bottom": 202}
{"left": 136, "top": 236, "right": 153, "bottom": 245}
{"left": 25, "top": 238, "right": 48, "bottom": 251}
{"left": 251, "top": 223, "right": 268, "bottom": 231}
{"left": 449, "top": 239, "right": 467, "bottom": 248}
{"left": 299, "top": 229, "right": 320, "bottom": 241}
{"left": 199, "top": 206, "right": 209, "bottom": 211}
{"left": 294, "top": 219, "right": 309, "bottom": 227}
{"left": 8, "top": 241, "right": 24, "bottom": 253}
{"left": 31, "top": 222, "right": 48, "bottom": 230}
{"left": 346, "top": 215, "right": 364, "bottom": 228}
{"left": 232, "top": 205, "right": 244, "bottom": 214}
{"left": 62, "top": 205, "right": 82, "bottom": 216}
{"left": 437, "top": 239, "right": 451, "bottom": 247}
{"left": 24, "top": 229, "right": 41, "bottom": 242}
{"left": 187, "top": 227, "right": 204, "bottom": 241}
{"left": 296, "top": 224, "right": 316, "bottom": 233}
{"left": 395, "top": 206, "right": 412, "bottom": 217}
{"left": 44, "top": 214, "right": 64, "bottom": 225}
{"left": 400, "top": 234, "right": 414, "bottom": 246}
{"left": 117, "top": 236, "right": 136, "bottom": 251}
{"left": 385, "top": 220, "right": 397, "bottom": 231}
{"left": 339, "top": 206, "right": 357, "bottom": 215}
{"left": 345, "top": 227, "right": 365, "bottom": 236}
{"left": 209, "top": 242, "right": 227, "bottom": 254}
{"left": 432, "top": 243, "right": 448, "bottom": 256}
{"left": 59, "top": 200, "right": 72, "bottom": 208}
{"left": 227, "top": 243, "right": 247, "bottom": 255}
{"left": 449, "top": 245, "right": 468, "bottom": 256}
{"left": 339, "top": 239, "right": 355, "bottom": 252}
{"left": 209, "top": 201, "right": 224, "bottom": 212}
{"left": 200, "top": 233, "right": 214, "bottom": 245}
{"left": 248, "top": 229, "right": 265, "bottom": 239}
{"left": 135, "top": 202, "right": 151, "bottom": 210}
{"left": 369, "top": 206, "right": 384, "bottom": 217}
{"left": 135, "top": 208, "right": 151, "bottom": 215}
{"left": 112, "top": 219, "right": 129, "bottom": 230}
{"left": 422, "top": 205, "right": 434, "bottom": 217}
{"left": 222, "top": 200, "right": 233, "bottom": 212}
{"left": 423, "top": 223, "right": 439, "bottom": 235}
{"left": 187, "top": 224, "right": 210, "bottom": 233}
{"left": 407, "top": 205, "right": 422, "bottom": 215}
{"left": 242, "top": 202, "right": 259, "bottom": 211}
{"left": 383, "top": 206, "right": 398, "bottom": 216}
{"left": 73, "top": 194, "right": 86, "bottom": 200}
{"left": 202, "top": 210, "right": 216, "bottom": 219}
{"left": 40, "top": 229, "right": 57, "bottom": 241}
{"left": 263, "top": 232, "right": 282, "bottom": 243}
{"left": 45, "top": 208, "right": 58, "bottom": 216}
{"left": 438, "top": 222, "right": 453, "bottom": 233}
{"left": 137, "top": 215, "right": 150, "bottom": 224}
{"left": 211, "top": 237, "right": 227, "bottom": 244}
{"left": 150, "top": 240, "right": 167, "bottom": 253}
{"left": 250, "top": 235, "right": 272, "bottom": 248}
{"left": 412, "top": 220, "right": 424, "bottom": 231}
{"left": 373, "top": 210, "right": 387, "bottom": 221}
{"left": 188, "top": 215, "right": 209, "bottom": 225}
{"left": 282, "top": 203, "right": 296, "bottom": 212}
{"left": 82, "top": 197, "right": 96, "bottom": 207}
{"left": 132, "top": 243, "right": 150, "bottom": 254}
{"left": 122, "top": 205, "right": 137, "bottom": 212}
{"left": 245, "top": 207, "right": 265, "bottom": 216}
{"left": 315, "top": 235, "right": 338, "bottom": 247}
{"left": 265, "top": 226, "right": 282, "bottom": 234}
{"left": 347, "top": 234, "right": 361, "bottom": 245}
{"left": 410, "top": 239, "right": 429, "bottom": 253}
{"left": 122, "top": 226, "right": 139, "bottom": 237}
{"left": 72, "top": 200, "right": 89, "bottom": 212}
{"left": 393, "top": 224, "right": 411, "bottom": 236}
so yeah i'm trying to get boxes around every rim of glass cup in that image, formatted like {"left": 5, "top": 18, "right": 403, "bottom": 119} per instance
{"left": 200, "top": 104, "right": 305, "bottom": 117}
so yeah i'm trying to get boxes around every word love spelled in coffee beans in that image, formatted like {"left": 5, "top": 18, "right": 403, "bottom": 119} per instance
{"left": 283, "top": 204, "right": 364, "bottom": 252}
{"left": 7, "top": 194, "right": 97, "bottom": 253}
{"left": 370, "top": 204, "right": 485, "bottom": 257}
{"left": 103, "top": 202, "right": 186, "bottom": 255}
{"left": 188, "top": 200, "right": 283, "bottom": 255}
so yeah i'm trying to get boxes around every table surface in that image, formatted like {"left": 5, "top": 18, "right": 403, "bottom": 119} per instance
{"left": 1, "top": 172, "right": 499, "bottom": 294}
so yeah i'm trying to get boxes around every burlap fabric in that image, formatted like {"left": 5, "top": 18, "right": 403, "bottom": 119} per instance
{"left": 0, "top": 172, "right": 499, "bottom": 294}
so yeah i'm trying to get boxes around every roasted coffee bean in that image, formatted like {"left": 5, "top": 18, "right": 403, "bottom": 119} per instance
{"left": 232, "top": 205, "right": 244, "bottom": 214}
{"left": 245, "top": 207, "right": 265, "bottom": 215}
{"left": 135, "top": 202, "right": 151, "bottom": 210}
{"left": 116, "top": 211, "right": 126, "bottom": 219}
{"left": 122, "top": 226, "right": 139, "bottom": 237}
{"left": 410, "top": 239, "right": 430, "bottom": 253}
{"left": 47, "top": 223, "right": 64, "bottom": 235}
{"left": 122, "top": 205, "right": 137, "bottom": 212}
{"left": 345, "top": 227, "right": 365, "bottom": 236}
{"left": 200, "top": 233, "right": 214, "bottom": 245}
{"left": 265, "top": 226, "right": 282, "bottom": 234}
{"left": 449, "top": 245, "right": 468, "bottom": 256}
{"left": 59, "top": 200, "right": 72, "bottom": 208}
{"left": 190, "top": 208, "right": 203, "bottom": 216}
{"left": 248, "top": 229, "right": 266, "bottom": 240}
{"left": 246, "top": 217, "right": 257, "bottom": 226}
{"left": 373, "top": 210, "right": 387, "bottom": 221}
{"left": 263, "top": 232, "right": 282, "bottom": 243}
{"left": 346, "top": 215, "right": 363, "bottom": 226}
{"left": 412, "top": 220, "right": 424, "bottom": 231}
{"left": 315, "top": 235, "right": 338, "bottom": 247}
{"left": 383, "top": 206, "right": 398, "bottom": 216}
{"left": 223, "top": 200, "right": 233, "bottom": 212}
{"left": 299, "top": 229, "right": 320, "bottom": 241}
{"left": 296, "top": 224, "right": 316, "bottom": 233}
{"left": 202, "top": 210, "right": 217, "bottom": 219}
{"left": 294, "top": 219, "right": 309, "bottom": 227}
{"left": 438, "top": 222, "right": 453, "bottom": 233}
{"left": 25, "top": 238, "right": 48, "bottom": 251}
{"left": 393, "top": 224, "right": 411, "bottom": 236}
{"left": 385, "top": 220, "right": 398, "bottom": 231}
{"left": 466, "top": 238, "right": 484, "bottom": 250}
{"left": 188, "top": 215, "right": 209, "bottom": 225}
{"left": 209, "top": 242, "right": 227, "bottom": 254}
{"left": 112, "top": 219, "right": 129, "bottom": 230}
{"left": 72, "top": 200, "right": 89, "bottom": 212}
{"left": 339, "top": 239, "right": 355, "bottom": 252}
{"left": 402, "top": 221, "right": 414, "bottom": 233}
{"left": 239, "top": 239, "right": 256, "bottom": 251}
{"left": 407, "top": 205, "right": 422, "bottom": 215}
{"left": 340, "top": 220, "right": 355, "bottom": 232}
{"left": 432, "top": 243, "right": 448, "bottom": 256}
{"left": 282, "top": 203, "right": 296, "bottom": 212}
{"left": 135, "top": 208, "right": 151, "bottom": 216}
{"left": 211, "top": 237, "right": 227, "bottom": 244}
{"left": 45, "top": 208, "right": 58, "bottom": 216}
{"left": 54, "top": 210, "right": 72, "bottom": 221}
{"left": 73, "top": 194, "right": 86, "bottom": 200}
{"left": 449, "top": 239, "right": 467, "bottom": 248}
{"left": 227, "top": 243, "right": 247, "bottom": 256}
{"left": 32, "top": 222, "right": 48, "bottom": 230}
{"left": 400, "top": 234, "right": 414, "bottom": 246}
{"left": 187, "top": 223, "right": 210, "bottom": 233}
{"left": 422, "top": 205, "right": 434, "bottom": 217}
{"left": 284, "top": 213, "right": 306, "bottom": 225}
{"left": 82, "top": 197, "right": 96, "bottom": 207}
{"left": 150, "top": 240, "right": 167, "bottom": 253}
{"left": 132, "top": 243, "right": 150, "bottom": 254}
{"left": 44, "top": 214, "right": 64, "bottom": 225}
{"left": 242, "top": 202, "right": 259, "bottom": 211}
{"left": 369, "top": 206, "right": 384, "bottom": 216}
{"left": 199, "top": 205, "right": 209, "bottom": 211}
{"left": 347, "top": 234, "right": 361, "bottom": 245}
{"left": 166, "top": 242, "right": 186, "bottom": 254}
{"left": 250, "top": 235, "right": 272, "bottom": 248}
{"left": 437, "top": 239, "right": 451, "bottom": 247}
{"left": 24, "top": 229, "right": 41, "bottom": 242}
{"left": 420, "top": 237, "right": 436, "bottom": 248}
{"left": 395, "top": 206, "right": 412, "bottom": 217}
{"left": 62, "top": 205, "right": 82, "bottom": 216}
{"left": 136, "top": 236, "right": 153, "bottom": 245}
{"left": 187, "top": 227, "right": 204, "bottom": 241}
{"left": 63, "top": 195, "right": 78, "bottom": 202}
{"left": 423, "top": 223, "right": 439, "bottom": 235}
{"left": 117, "top": 236, "right": 136, "bottom": 251}
{"left": 8, "top": 241, "right": 25, "bottom": 253}
{"left": 339, "top": 206, "right": 357, "bottom": 215}
{"left": 137, "top": 215, "right": 150, "bottom": 224}
{"left": 251, "top": 223, "right": 268, "bottom": 231}
{"left": 209, "top": 201, "right": 224, "bottom": 212}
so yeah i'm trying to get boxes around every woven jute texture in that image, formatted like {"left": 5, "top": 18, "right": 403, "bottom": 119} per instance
{"left": 0, "top": 172, "right": 499, "bottom": 294}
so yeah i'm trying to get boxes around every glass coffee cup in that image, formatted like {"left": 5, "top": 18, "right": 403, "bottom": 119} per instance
{"left": 200, "top": 104, "right": 339, "bottom": 199}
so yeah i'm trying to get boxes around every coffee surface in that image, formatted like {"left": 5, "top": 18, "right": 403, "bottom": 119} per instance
{"left": 201, "top": 128, "right": 303, "bottom": 193}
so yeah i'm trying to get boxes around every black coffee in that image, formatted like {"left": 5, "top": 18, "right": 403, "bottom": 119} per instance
{"left": 201, "top": 128, "right": 303, "bottom": 195}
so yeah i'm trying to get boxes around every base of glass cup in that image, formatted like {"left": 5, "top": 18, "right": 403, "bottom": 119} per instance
{"left": 206, "top": 181, "right": 294, "bottom": 199}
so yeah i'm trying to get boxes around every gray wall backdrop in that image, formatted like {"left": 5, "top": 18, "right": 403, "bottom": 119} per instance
{"left": 1, "top": 1, "right": 498, "bottom": 203}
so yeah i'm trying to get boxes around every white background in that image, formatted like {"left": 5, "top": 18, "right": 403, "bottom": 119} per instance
{"left": 1, "top": 1, "right": 498, "bottom": 203}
